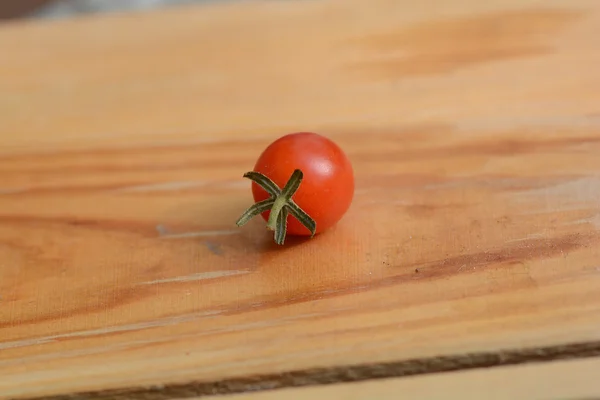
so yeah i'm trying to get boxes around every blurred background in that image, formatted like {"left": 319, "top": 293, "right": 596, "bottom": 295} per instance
{"left": 0, "top": 0, "right": 215, "bottom": 21}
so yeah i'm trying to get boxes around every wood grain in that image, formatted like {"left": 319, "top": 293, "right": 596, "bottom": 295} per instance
{"left": 21, "top": 341, "right": 600, "bottom": 400}
{"left": 1, "top": 0, "right": 600, "bottom": 398}
{"left": 205, "top": 358, "right": 600, "bottom": 400}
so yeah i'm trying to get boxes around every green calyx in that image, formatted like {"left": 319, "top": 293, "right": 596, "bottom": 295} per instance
{"left": 235, "top": 169, "right": 316, "bottom": 245}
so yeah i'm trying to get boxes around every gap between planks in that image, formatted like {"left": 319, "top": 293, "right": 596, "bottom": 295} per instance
{"left": 213, "top": 357, "right": 600, "bottom": 400}
{"left": 10, "top": 340, "right": 600, "bottom": 400}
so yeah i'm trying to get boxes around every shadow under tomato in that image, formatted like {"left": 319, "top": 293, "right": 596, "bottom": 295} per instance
{"left": 159, "top": 197, "right": 314, "bottom": 258}
{"left": 260, "top": 231, "right": 313, "bottom": 250}
{"left": 233, "top": 217, "right": 314, "bottom": 254}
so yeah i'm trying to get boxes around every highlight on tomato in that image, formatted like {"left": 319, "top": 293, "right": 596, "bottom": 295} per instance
{"left": 235, "top": 132, "right": 354, "bottom": 245}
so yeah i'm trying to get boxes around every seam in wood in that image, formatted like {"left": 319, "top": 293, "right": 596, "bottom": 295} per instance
{"left": 13, "top": 340, "right": 600, "bottom": 400}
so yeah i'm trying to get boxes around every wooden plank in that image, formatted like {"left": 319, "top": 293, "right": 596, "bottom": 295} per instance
{"left": 205, "top": 358, "right": 600, "bottom": 400}
{"left": 1, "top": 0, "right": 600, "bottom": 398}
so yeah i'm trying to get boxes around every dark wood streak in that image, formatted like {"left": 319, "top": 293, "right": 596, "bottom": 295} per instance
{"left": 1, "top": 130, "right": 598, "bottom": 179}
{"left": 0, "top": 284, "right": 155, "bottom": 331}
{"left": 0, "top": 137, "right": 265, "bottom": 161}
{"left": 1, "top": 132, "right": 598, "bottom": 197}
{"left": 0, "top": 173, "right": 579, "bottom": 197}
{"left": 355, "top": 135, "right": 600, "bottom": 164}
{"left": 0, "top": 215, "right": 160, "bottom": 236}
{"left": 2, "top": 232, "right": 593, "bottom": 342}
{"left": 0, "top": 215, "right": 238, "bottom": 238}
{"left": 0, "top": 128, "right": 440, "bottom": 162}
{"left": 0, "top": 156, "right": 255, "bottom": 175}
{"left": 0, "top": 181, "right": 246, "bottom": 196}
{"left": 405, "top": 232, "right": 595, "bottom": 275}
{"left": 351, "top": 46, "right": 550, "bottom": 78}
{"left": 12, "top": 341, "right": 600, "bottom": 400}
{"left": 346, "top": 9, "right": 583, "bottom": 78}
{"left": 217, "top": 233, "right": 597, "bottom": 318}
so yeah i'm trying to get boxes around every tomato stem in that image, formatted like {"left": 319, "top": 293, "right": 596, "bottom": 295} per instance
{"left": 235, "top": 169, "right": 316, "bottom": 245}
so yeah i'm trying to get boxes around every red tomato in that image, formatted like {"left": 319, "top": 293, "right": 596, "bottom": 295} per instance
{"left": 250, "top": 132, "right": 354, "bottom": 236}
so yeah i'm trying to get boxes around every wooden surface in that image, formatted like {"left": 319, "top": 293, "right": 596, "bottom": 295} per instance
{"left": 1, "top": 0, "right": 600, "bottom": 398}
{"left": 209, "top": 358, "right": 600, "bottom": 400}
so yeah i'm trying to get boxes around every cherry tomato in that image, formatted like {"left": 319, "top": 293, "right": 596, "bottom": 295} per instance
{"left": 236, "top": 132, "right": 354, "bottom": 244}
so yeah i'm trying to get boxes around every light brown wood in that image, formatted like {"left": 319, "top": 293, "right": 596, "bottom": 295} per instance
{"left": 1, "top": 0, "right": 600, "bottom": 398}
{"left": 208, "top": 358, "right": 600, "bottom": 400}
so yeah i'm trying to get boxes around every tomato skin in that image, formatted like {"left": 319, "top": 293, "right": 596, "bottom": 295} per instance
{"left": 251, "top": 132, "right": 354, "bottom": 236}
